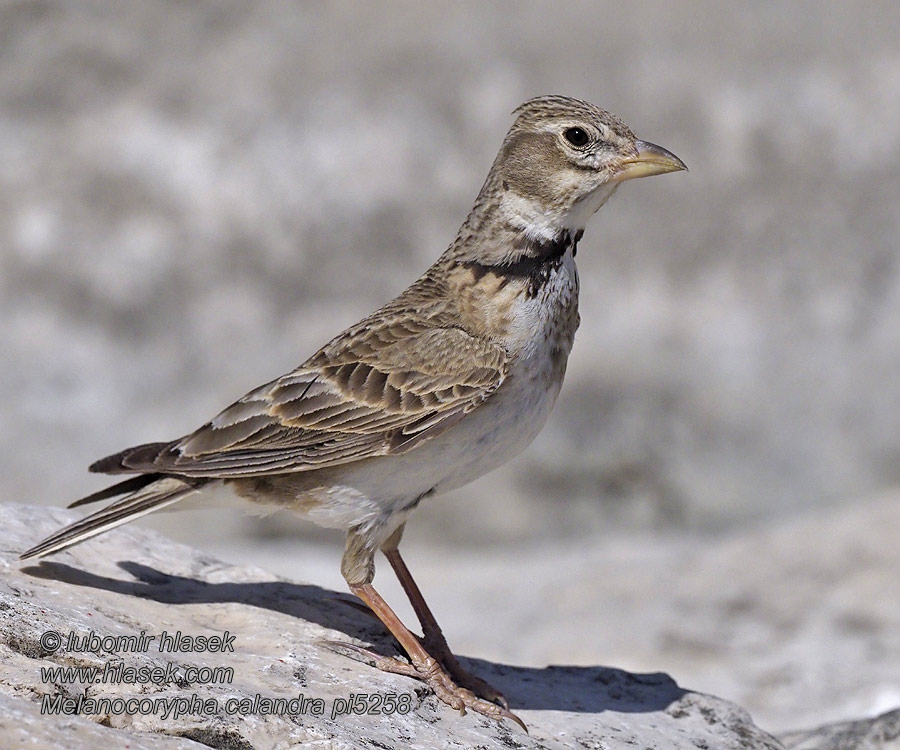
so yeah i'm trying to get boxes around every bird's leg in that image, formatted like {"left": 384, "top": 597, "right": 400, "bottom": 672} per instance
{"left": 380, "top": 526, "right": 509, "bottom": 709}
{"left": 334, "top": 526, "right": 525, "bottom": 730}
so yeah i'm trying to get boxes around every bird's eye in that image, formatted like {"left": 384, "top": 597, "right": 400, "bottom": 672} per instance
{"left": 563, "top": 127, "right": 590, "bottom": 147}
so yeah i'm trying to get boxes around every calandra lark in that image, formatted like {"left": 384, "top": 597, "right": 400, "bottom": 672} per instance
{"left": 22, "top": 95, "right": 685, "bottom": 728}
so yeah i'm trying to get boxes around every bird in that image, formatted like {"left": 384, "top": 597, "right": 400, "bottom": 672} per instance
{"left": 21, "top": 95, "right": 686, "bottom": 729}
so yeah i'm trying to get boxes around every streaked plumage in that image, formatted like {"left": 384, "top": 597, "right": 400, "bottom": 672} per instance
{"left": 21, "top": 95, "right": 685, "bottom": 728}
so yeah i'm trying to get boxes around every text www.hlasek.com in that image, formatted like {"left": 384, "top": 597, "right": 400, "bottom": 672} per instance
{"left": 40, "top": 660, "right": 233, "bottom": 686}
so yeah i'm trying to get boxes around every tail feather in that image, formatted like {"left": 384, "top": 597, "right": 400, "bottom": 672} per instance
{"left": 89, "top": 442, "right": 172, "bottom": 474}
{"left": 20, "top": 477, "right": 203, "bottom": 561}
{"left": 68, "top": 474, "right": 162, "bottom": 508}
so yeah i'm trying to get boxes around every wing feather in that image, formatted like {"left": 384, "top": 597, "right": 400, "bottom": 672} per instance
{"left": 111, "top": 325, "right": 508, "bottom": 478}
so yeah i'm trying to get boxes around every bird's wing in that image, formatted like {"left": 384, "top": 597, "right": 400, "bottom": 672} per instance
{"left": 105, "top": 323, "right": 508, "bottom": 477}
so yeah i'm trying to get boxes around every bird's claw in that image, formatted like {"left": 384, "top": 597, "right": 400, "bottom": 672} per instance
{"left": 415, "top": 657, "right": 526, "bottom": 732}
{"left": 320, "top": 639, "right": 525, "bottom": 731}
{"left": 420, "top": 635, "right": 510, "bottom": 710}
{"left": 317, "top": 639, "right": 420, "bottom": 676}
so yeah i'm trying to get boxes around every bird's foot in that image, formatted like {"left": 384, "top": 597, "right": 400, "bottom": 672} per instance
{"left": 319, "top": 640, "right": 526, "bottom": 731}
{"left": 372, "top": 650, "right": 526, "bottom": 731}
{"left": 420, "top": 634, "right": 509, "bottom": 709}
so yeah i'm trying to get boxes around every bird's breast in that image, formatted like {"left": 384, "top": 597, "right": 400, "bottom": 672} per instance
{"left": 501, "top": 246, "right": 580, "bottom": 379}
{"left": 452, "top": 245, "right": 580, "bottom": 360}
{"left": 426, "top": 249, "right": 580, "bottom": 493}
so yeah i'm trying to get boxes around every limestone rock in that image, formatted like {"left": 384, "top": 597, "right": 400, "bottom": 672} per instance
{"left": 1, "top": 503, "right": 784, "bottom": 749}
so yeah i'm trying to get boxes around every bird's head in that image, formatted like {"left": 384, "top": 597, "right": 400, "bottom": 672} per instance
{"left": 492, "top": 95, "right": 686, "bottom": 241}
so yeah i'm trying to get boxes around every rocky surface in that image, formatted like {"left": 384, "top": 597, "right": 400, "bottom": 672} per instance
{"left": 1, "top": 504, "right": 787, "bottom": 749}
{"left": 208, "top": 488, "right": 900, "bottom": 734}
{"left": 780, "top": 709, "right": 900, "bottom": 750}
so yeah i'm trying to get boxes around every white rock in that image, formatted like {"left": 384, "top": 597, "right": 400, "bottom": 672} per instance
{"left": 1, "top": 504, "right": 784, "bottom": 750}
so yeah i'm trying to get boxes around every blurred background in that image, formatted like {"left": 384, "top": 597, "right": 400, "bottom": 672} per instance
{"left": 2, "top": 0, "right": 898, "bottom": 735}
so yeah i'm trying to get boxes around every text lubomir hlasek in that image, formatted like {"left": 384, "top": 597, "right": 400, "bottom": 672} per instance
{"left": 63, "top": 630, "right": 235, "bottom": 654}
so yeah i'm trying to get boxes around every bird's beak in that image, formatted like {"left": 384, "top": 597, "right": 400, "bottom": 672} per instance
{"left": 613, "top": 140, "right": 687, "bottom": 182}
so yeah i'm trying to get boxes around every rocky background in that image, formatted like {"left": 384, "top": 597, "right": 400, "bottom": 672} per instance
{"left": 1, "top": 0, "right": 899, "bottom": 740}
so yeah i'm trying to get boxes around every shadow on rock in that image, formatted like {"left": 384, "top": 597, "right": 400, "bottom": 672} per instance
{"left": 22, "top": 560, "right": 686, "bottom": 714}
{"left": 459, "top": 659, "right": 685, "bottom": 712}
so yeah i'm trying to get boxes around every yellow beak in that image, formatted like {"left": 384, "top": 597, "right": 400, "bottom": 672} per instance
{"left": 615, "top": 139, "right": 687, "bottom": 181}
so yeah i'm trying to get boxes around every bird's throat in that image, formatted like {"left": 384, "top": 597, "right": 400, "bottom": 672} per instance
{"left": 455, "top": 228, "right": 581, "bottom": 301}
{"left": 461, "top": 229, "right": 580, "bottom": 277}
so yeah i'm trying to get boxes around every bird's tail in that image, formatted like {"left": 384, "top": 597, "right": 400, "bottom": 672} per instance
{"left": 19, "top": 476, "right": 204, "bottom": 560}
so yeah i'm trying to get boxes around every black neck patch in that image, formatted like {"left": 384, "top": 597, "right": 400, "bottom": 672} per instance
{"left": 460, "top": 229, "right": 581, "bottom": 297}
